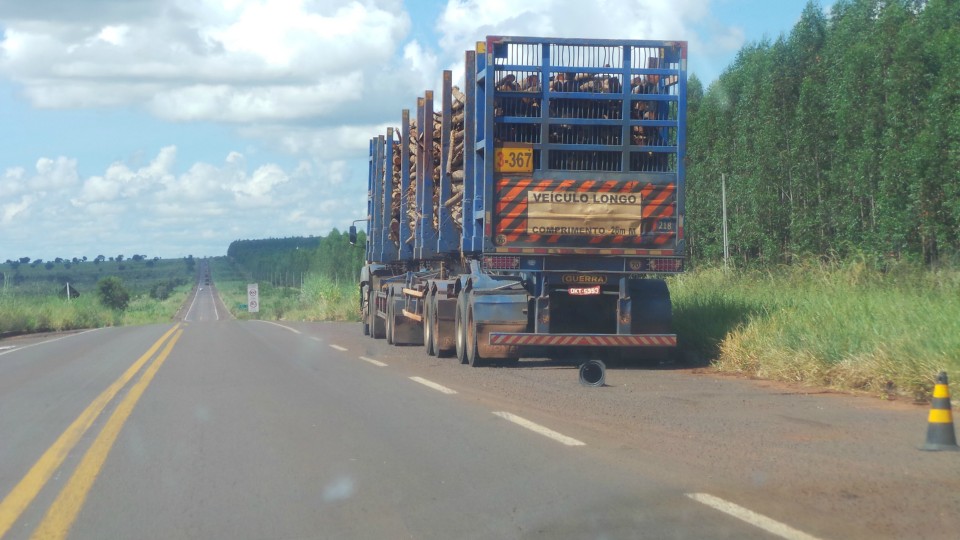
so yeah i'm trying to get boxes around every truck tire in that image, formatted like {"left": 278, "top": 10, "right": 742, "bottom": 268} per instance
{"left": 361, "top": 286, "right": 370, "bottom": 336}
{"left": 369, "top": 289, "right": 385, "bottom": 339}
{"left": 623, "top": 279, "right": 672, "bottom": 362}
{"left": 422, "top": 298, "right": 437, "bottom": 356}
{"left": 423, "top": 294, "right": 436, "bottom": 356}
{"left": 455, "top": 292, "right": 468, "bottom": 364}
{"left": 465, "top": 297, "right": 485, "bottom": 367}
{"left": 432, "top": 294, "right": 452, "bottom": 358}
{"left": 386, "top": 290, "right": 395, "bottom": 345}
{"left": 629, "top": 279, "right": 672, "bottom": 334}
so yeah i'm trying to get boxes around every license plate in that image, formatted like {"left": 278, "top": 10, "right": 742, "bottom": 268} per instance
{"left": 569, "top": 286, "right": 601, "bottom": 296}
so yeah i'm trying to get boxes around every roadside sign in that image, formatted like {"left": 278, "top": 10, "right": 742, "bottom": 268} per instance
{"left": 247, "top": 283, "right": 259, "bottom": 313}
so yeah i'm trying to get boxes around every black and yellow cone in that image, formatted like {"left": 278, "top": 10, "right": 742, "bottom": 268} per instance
{"left": 921, "top": 371, "right": 958, "bottom": 451}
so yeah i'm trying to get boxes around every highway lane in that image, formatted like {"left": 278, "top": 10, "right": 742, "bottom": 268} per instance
{"left": 2, "top": 324, "right": 778, "bottom": 539}
{"left": 181, "top": 273, "right": 224, "bottom": 323}
{"left": 2, "top": 301, "right": 957, "bottom": 538}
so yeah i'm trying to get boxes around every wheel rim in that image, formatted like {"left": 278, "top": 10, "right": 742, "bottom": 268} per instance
{"left": 455, "top": 298, "right": 466, "bottom": 363}
{"left": 467, "top": 304, "right": 478, "bottom": 366}
{"left": 431, "top": 298, "right": 442, "bottom": 355}
{"left": 423, "top": 296, "right": 434, "bottom": 355}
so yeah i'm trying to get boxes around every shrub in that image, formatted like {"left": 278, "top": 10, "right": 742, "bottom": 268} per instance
{"left": 97, "top": 276, "right": 131, "bottom": 311}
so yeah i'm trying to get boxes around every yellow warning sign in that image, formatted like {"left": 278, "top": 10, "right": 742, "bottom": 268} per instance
{"left": 526, "top": 191, "right": 643, "bottom": 236}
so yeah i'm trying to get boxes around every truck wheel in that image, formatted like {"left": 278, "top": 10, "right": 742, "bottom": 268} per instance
{"left": 369, "top": 289, "right": 385, "bottom": 339}
{"left": 386, "top": 291, "right": 395, "bottom": 345}
{"left": 466, "top": 300, "right": 485, "bottom": 367}
{"left": 627, "top": 279, "right": 672, "bottom": 362}
{"left": 423, "top": 294, "right": 436, "bottom": 356}
{"left": 455, "top": 293, "right": 468, "bottom": 364}
{"left": 432, "top": 294, "right": 452, "bottom": 358}
{"left": 361, "top": 286, "right": 370, "bottom": 336}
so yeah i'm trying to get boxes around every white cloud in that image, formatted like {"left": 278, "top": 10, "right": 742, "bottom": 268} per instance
{"left": 2, "top": 195, "right": 34, "bottom": 225}
{"left": 0, "top": 146, "right": 365, "bottom": 259}
{"left": 0, "top": 0, "right": 418, "bottom": 123}
{"left": 0, "top": 0, "right": 749, "bottom": 259}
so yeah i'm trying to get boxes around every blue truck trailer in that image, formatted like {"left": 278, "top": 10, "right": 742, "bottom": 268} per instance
{"left": 351, "top": 36, "right": 687, "bottom": 366}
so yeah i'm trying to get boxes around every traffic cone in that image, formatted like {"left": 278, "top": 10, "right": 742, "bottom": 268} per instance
{"left": 921, "top": 371, "right": 958, "bottom": 451}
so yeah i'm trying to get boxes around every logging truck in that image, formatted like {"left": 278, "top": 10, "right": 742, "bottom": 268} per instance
{"left": 350, "top": 36, "right": 687, "bottom": 366}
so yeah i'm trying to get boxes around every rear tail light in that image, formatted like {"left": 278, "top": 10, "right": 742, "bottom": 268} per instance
{"left": 483, "top": 256, "right": 520, "bottom": 270}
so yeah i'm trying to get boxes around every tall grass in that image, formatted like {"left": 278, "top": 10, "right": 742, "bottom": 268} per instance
{"left": 209, "top": 257, "right": 358, "bottom": 322}
{"left": 120, "top": 285, "right": 193, "bottom": 326}
{"left": 670, "top": 260, "right": 960, "bottom": 399}
{"left": 213, "top": 274, "right": 357, "bottom": 322}
{"left": 0, "top": 284, "right": 193, "bottom": 335}
{"left": 291, "top": 275, "right": 358, "bottom": 321}
{"left": 0, "top": 295, "right": 115, "bottom": 334}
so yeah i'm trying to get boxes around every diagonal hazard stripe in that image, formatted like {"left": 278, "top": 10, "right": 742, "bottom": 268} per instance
{"left": 494, "top": 178, "right": 678, "bottom": 248}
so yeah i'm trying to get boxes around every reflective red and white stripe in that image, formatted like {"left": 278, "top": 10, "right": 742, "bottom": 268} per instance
{"left": 489, "top": 333, "right": 676, "bottom": 347}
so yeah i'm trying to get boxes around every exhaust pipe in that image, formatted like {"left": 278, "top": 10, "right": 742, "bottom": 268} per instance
{"left": 579, "top": 359, "right": 606, "bottom": 387}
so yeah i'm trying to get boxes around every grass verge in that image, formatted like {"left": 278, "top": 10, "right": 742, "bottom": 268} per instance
{"left": 209, "top": 258, "right": 358, "bottom": 322}
{"left": 670, "top": 260, "right": 960, "bottom": 401}
{"left": 0, "top": 284, "right": 192, "bottom": 335}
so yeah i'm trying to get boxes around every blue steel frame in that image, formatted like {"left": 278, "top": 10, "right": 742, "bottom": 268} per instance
{"left": 380, "top": 128, "right": 395, "bottom": 262}
{"left": 367, "top": 136, "right": 383, "bottom": 262}
{"left": 366, "top": 137, "right": 376, "bottom": 262}
{"left": 436, "top": 71, "right": 457, "bottom": 254}
{"left": 399, "top": 110, "right": 414, "bottom": 261}
{"left": 462, "top": 50, "right": 480, "bottom": 253}
{"left": 415, "top": 94, "right": 437, "bottom": 259}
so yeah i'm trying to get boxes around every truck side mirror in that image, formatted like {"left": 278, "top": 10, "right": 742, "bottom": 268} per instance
{"left": 349, "top": 225, "right": 357, "bottom": 245}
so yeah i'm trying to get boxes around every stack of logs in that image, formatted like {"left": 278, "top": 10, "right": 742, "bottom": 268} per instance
{"left": 386, "top": 85, "right": 468, "bottom": 244}
{"left": 445, "top": 86, "right": 466, "bottom": 234}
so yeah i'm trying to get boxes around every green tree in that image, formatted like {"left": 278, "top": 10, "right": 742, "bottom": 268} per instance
{"left": 97, "top": 276, "right": 131, "bottom": 311}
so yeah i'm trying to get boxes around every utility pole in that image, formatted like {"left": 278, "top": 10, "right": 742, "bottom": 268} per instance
{"left": 722, "top": 174, "right": 730, "bottom": 270}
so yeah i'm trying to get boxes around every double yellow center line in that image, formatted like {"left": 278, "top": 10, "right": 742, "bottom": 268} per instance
{"left": 0, "top": 324, "right": 184, "bottom": 540}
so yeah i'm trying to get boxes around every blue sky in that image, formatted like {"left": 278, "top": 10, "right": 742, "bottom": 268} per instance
{"left": 0, "top": 0, "right": 828, "bottom": 261}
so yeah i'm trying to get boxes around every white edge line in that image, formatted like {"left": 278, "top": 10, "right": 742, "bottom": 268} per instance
{"left": 251, "top": 320, "right": 302, "bottom": 334}
{"left": 184, "top": 285, "right": 201, "bottom": 322}
{"left": 0, "top": 328, "right": 102, "bottom": 357}
{"left": 359, "top": 356, "right": 388, "bottom": 367}
{"left": 212, "top": 288, "right": 220, "bottom": 321}
{"left": 329, "top": 344, "right": 348, "bottom": 352}
{"left": 409, "top": 376, "right": 457, "bottom": 395}
{"left": 687, "top": 493, "right": 823, "bottom": 540}
{"left": 492, "top": 411, "right": 585, "bottom": 447}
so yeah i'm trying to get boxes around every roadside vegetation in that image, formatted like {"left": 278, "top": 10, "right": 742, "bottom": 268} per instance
{"left": 677, "top": 0, "right": 959, "bottom": 400}
{"left": 670, "top": 259, "right": 960, "bottom": 400}
{"left": 210, "top": 256, "right": 358, "bottom": 322}
{"left": 0, "top": 256, "right": 196, "bottom": 335}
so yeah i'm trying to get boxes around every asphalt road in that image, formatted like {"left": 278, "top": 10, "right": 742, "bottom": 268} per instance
{"left": 1, "top": 287, "right": 958, "bottom": 539}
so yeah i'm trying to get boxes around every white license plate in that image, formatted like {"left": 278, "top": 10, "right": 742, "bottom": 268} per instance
{"left": 569, "top": 286, "right": 601, "bottom": 296}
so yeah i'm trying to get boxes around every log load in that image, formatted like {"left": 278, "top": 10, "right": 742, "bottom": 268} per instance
{"left": 443, "top": 86, "right": 467, "bottom": 233}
